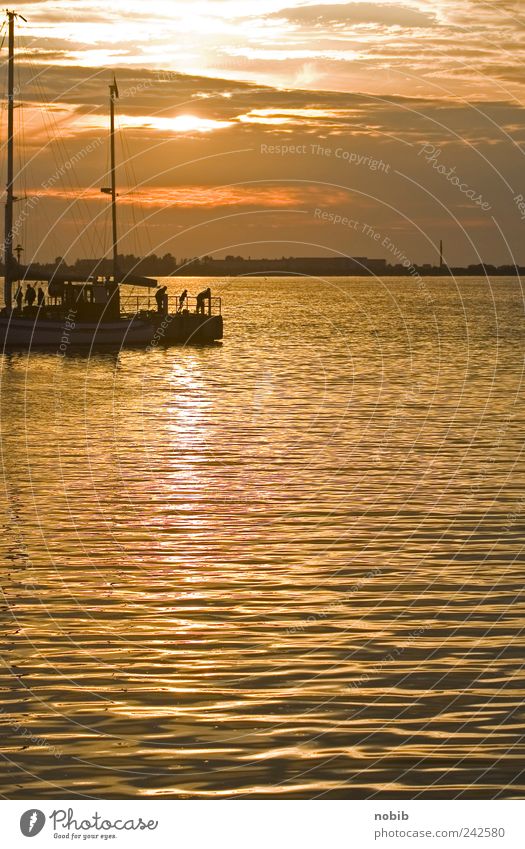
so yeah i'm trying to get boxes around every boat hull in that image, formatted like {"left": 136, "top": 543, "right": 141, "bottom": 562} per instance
{"left": 151, "top": 312, "right": 223, "bottom": 345}
{"left": 0, "top": 311, "right": 223, "bottom": 350}
{"left": 0, "top": 314, "right": 154, "bottom": 349}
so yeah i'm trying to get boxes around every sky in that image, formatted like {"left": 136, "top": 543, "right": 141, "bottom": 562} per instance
{"left": 2, "top": 0, "right": 525, "bottom": 265}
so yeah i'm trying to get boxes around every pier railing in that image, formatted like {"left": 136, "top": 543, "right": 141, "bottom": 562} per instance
{"left": 120, "top": 294, "right": 222, "bottom": 316}
{"left": 177, "top": 295, "right": 222, "bottom": 316}
{"left": 120, "top": 294, "right": 154, "bottom": 314}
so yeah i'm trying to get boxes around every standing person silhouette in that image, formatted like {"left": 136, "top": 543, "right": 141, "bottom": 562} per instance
{"left": 37, "top": 286, "right": 45, "bottom": 307}
{"left": 196, "top": 287, "right": 211, "bottom": 314}
{"left": 155, "top": 285, "right": 168, "bottom": 314}
{"left": 25, "top": 284, "right": 36, "bottom": 308}
{"left": 14, "top": 283, "right": 23, "bottom": 311}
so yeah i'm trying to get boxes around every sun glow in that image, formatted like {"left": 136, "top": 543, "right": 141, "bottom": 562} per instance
{"left": 70, "top": 111, "right": 233, "bottom": 135}
{"left": 121, "top": 113, "right": 233, "bottom": 134}
{"left": 162, "top": 114, "right": 232, "bottom": 133}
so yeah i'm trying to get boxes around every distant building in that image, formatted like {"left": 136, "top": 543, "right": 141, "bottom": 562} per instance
{"left": 179, "top": 255, "right": 388, "bottom": 276}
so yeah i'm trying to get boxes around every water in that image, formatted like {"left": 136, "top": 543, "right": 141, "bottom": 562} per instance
{"left": 0, "top": 276, "right": 524, "bottom": 799}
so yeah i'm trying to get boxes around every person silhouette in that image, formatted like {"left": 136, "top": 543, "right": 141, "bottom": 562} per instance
{"left": 25, "top": 284, "right": 36, "bottom": 308}
{"left": 14, "top": 283, "right": 23, "bottom": 311}
{"left": 196, "top": 287, "right": 211, "bottom": 314}
{"left": 155, "top": 285, "right": 168, "bottom": 314}
{"left": 37, "top": 286, "right": 45, "bottom": 307}
{"left": 178, "top": 289, "right": 188, "bottom": 312}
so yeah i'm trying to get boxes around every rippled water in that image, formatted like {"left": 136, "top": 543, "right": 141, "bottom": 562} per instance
{"left": 0, "top": 276, "right": 524, "bottom": 799}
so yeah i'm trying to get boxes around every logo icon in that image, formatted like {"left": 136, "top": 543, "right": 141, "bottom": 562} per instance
{"left": 20, "top": 810, "right": 46, "bottom": 837}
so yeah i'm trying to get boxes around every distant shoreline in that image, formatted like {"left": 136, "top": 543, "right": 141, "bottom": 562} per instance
{"left": 4, "top": 255, "right": 524, "bottom": 279}
{"left": 176, "top": 270, "right": 524, "bottom": 278}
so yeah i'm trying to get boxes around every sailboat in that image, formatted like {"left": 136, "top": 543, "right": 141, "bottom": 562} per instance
{"left": 0, "top": 10, "right": 223, "bottom": 349}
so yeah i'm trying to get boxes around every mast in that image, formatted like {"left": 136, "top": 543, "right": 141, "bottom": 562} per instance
{"left": 3, "top": 10, "right": 26, "bottom": 311}
{"left": 109, "top": 77, "right": 119, "bottom": 283}
{"left": 4, "top": 11, "right": 15, "bottom": 311}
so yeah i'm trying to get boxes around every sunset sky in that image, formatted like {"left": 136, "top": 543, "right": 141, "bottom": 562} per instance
{"left": 3, "top": 0, "right": 525, "bottom": 265}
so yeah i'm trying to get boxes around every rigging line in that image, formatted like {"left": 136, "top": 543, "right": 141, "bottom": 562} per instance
{"left": 0, "top": 54, "right": 55, "bottom": 180}
{"left": 20, "top": 53, "right": 93, "bottom": 257}
{"left": 102, "top": 106, "right": 112, "bottom": 266}
{"left": 0, "top": 21, "right": 11, "bottom": 186}
{"left": 10, "top": 46, "right": 112, "bottom": 267}
{"left": 25, "top": 51, "right": 110, "bottom": 260}
{"left": 6, "top": 28, "right": 35, "bottom": 259}
{"left": 113, "top": 95, "right": 150, "bottom": 266}
{"left": 15, "top": 41, "right": 28, "bottom": 251}
{"left": 16, "top": 35, "right": 30, "bottom": 193}
{"left": 31, "top": 80, "right": 93, "bottom": 261}
{"left": 117, "top": 121, "right": 135, "bottom": 255}
{"left": 0, "top": 31, "right": 98, "bottom": 172}
{"left": 0, "top": 55, "right": 5, "bottom": 193}
{"left": 117, "top": 114, "right": 143, "bottom": 259}
{"left": 26, "top": 55, "right": 103, "bottom": 261}
{"left": 102, "top": 175, "right": 110, "bottom": 274}
{"left": 116, "top": 109, "right": 155, "bottom": 260}
{"left": 88, "top": 90, "right": 118, "bottom": 275}
{"left": 0, "top": 29, "right": 57, "bottom": 186}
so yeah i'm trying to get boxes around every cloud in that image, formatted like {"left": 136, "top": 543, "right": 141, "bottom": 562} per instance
{"left": 34, "top": 183, "right": 350, "bottom": 209}
{"left": 7, "top": 1, "right": 525, "bottom": 265}
{"left": 269, "top": 3, "right": 436, "bottom": 29}
{"left": 11, "top": 0, "right": 525, "bottom": 102}
{"left": 14, "top": 61, "right": 525, "bottom": 146}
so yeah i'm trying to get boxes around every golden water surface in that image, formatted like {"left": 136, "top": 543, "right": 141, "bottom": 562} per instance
{"left": 0, "top": 277, "right": 524, "bottom": 798}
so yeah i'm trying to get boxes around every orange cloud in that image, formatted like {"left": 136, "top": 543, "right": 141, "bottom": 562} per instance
{"left": 31, "top": 183, "right": 350, "bottom": 209}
